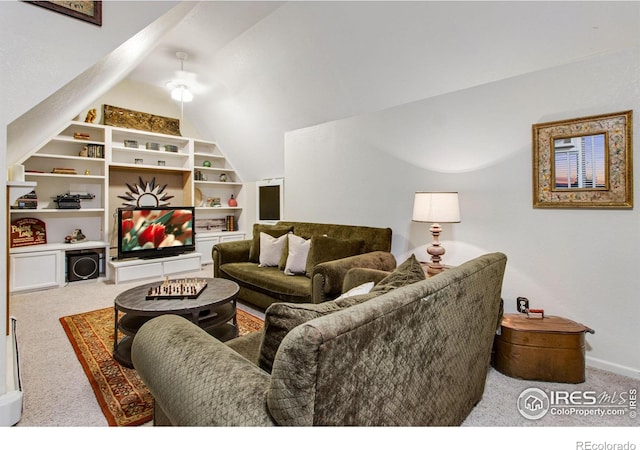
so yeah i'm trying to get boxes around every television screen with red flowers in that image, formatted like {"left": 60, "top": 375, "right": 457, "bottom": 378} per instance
{"left": 117, "top": 206, "right": 195, "bottom": 260}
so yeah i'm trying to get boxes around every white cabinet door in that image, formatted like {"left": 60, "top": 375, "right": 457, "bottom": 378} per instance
{"left": 196, "top": 236, "right": 220, "bottom": 265}
{"left": 11, "top": 251, "right": 63, "bottom": 292}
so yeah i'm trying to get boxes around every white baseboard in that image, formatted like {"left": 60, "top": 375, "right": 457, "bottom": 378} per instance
{"left": 587, "top": 356, "right": 640, "bottom": 380}
{"left": 1, "top": 316, "right": 22, "bottom": 426}
{"left": 0, "top": 391, "right": 23, "bottom": 426}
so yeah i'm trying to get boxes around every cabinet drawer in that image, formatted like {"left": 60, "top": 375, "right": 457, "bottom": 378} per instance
{"left": 118, "top": 262, "right": 163, "bottom": 283}
{"left": 164, "top": 255, "right": 201, "bottom": 273}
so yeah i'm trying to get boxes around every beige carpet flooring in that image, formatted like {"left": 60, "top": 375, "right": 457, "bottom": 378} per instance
{"left": 9, "top": 266, "right": 639, "bottom": 430}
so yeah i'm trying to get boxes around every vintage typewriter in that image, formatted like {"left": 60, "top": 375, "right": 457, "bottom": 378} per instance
{"left": 53, "top": 193, "right": 95, "bottom": 209}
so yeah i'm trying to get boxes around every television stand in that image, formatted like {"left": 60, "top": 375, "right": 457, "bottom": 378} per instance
{"left": 108, "top": 252, "right": 202, "bottom": 284}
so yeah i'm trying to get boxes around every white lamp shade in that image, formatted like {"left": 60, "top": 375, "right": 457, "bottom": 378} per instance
{"left": 171, "top": 85, "right": 193, "bottom": 102}
{"left": 412, "top": 192, "right": 460, "bottom": 223}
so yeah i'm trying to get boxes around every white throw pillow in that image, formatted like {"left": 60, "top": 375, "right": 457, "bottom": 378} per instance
{"left": 335, "top": 281, "right": 375, "bottom": 300}
{"left": 258, "top": 232, "right": 287, "bottom": 267}
{"left": 284, "top": 234, "right": 311, "bottom": 275}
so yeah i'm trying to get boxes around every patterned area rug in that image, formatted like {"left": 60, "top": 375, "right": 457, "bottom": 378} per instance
{"left": 60, "top": 306, "right": 264, "bottom": 426}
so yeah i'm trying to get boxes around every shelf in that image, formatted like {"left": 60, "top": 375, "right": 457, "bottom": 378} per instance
{"left": 25, "top": 172, "right": 105, "bottom": 180}
{"left": 109, "top": 163, "right": 191, "bottom": 173}
{"left": 196, "top": 206, "right": 242, "bottom": 211}
{"left": 51, "top": 136, "right": 105, "bottom": 146}
{"left": 195, "top": 166, "right": 235, "bottom": 174}
{"left": 193, "top": 153, "right": 225, "bottom": 159}
{"left": 29, "top": 153, "right": 104, "bottom": 162}
{"left": 111, "top": 146, "right": 189, "bottom": 157}
{"left": 194, "top": 181, "right": 242, "bottom": 186}
{"left": 10, "top": 208, "right": 105, "bottom": 214}
{"left": 9, "top": 240, "right": 109, "bottom": 255}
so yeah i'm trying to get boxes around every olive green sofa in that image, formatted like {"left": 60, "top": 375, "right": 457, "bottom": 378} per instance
{"left": 212, "top": 221, "right": 396, "bottom": 309}
{"left": 131, "top": 252, "right": 507, "bottom": 426}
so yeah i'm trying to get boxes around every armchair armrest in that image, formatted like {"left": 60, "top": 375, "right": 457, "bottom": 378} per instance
{"left": 131, "top": 315, "right": 275, "bottom": 426}
{"left": 310, "top": 251, "right": 396, "bottom": 303}
{"left": 342, "top": 267, "right": 391, "bottom": 293}
{"left": 212, "top": 239, "right": 251, "bottom": 277}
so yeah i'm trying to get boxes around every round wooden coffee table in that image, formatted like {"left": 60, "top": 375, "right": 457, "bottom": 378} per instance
{"left": 113, "top": 277, "right": 239, "bottom": 368}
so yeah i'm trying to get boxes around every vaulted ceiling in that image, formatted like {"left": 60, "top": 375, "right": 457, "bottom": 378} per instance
{"left": 126, "top": 1, "right": 640, "bottom": 181}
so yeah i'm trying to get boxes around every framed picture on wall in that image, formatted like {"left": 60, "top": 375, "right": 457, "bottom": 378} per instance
{"left": 26, "top": 1, "right": 102, "bottom": 26}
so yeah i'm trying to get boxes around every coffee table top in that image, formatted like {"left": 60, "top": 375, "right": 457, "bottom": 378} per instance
{"left": 115, "top": 277, "right": 239, "bottom": 315}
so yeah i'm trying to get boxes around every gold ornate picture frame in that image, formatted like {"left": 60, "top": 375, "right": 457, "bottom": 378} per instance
{"left": 103, "top": 105, "right": 181, "bottom": 136}
{"left": 532, "top": 110, "right": 633, "bottom": 209}
{"left": 27, "top": 1, "right": 102, "bottom": 26}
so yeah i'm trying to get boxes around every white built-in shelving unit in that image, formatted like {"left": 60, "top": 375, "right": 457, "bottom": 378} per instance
{"left": 8, "top": 120, "right": 245, "bottom": 290}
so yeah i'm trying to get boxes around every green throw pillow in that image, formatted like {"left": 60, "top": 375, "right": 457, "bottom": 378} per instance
{"left": 304, "top": 235, "right": 363, "bottom": 276}
{"left": 370, "top": 254, "right": 426, "bottom": 294}
{"left": 248, "top": 224, "right": 293, "bottom": 263}
{"left": 258, "top": 292, "right": 378, "bottom": 373}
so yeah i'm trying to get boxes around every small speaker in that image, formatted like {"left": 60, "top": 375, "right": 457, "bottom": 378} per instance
{"left": 67, "top": 252, "right": 99, "bottom": 282}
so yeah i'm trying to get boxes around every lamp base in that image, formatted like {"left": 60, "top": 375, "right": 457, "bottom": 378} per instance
{"left": 426, "top": 223, "right": 446, "bottom": 276}
{"left": 426, "top": 261, "right": 445, "bottom": 276}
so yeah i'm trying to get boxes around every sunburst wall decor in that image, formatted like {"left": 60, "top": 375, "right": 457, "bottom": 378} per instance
{"left": 118, "top": 177, "right": 174, "bottom": 207}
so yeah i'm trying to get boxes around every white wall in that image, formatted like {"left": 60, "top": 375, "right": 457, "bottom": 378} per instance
{"left": 285, "top": 47, "right": 640, "bottom": 378}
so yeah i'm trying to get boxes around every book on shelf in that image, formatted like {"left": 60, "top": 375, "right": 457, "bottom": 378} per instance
{"left": 79, "top": 144, "right": 104, "bottom": 158}
{"left": 52, "top": 168, "right": 77, "bottom": 175}
{"left": 73, "top": 132, "right": 91, "bottom": 140}
{"left": 225, "top": 215, "right": 236, "bottom": 232}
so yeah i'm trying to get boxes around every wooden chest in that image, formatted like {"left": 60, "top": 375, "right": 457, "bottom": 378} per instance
{"left": 492, "top": 314, "right": 593, "bottom": 383}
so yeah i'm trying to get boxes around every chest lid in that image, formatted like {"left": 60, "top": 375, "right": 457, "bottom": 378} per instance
{"left": 501, "top": 313, "right": 594, "bottom": 334}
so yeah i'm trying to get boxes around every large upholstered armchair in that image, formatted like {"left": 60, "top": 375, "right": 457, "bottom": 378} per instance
{"left": 132, "top": 252, "right": 507, "bottom": 426}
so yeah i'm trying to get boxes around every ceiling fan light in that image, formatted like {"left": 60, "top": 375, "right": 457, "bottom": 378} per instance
{"left": 171, "top": 85, "right": 193, "bottom": 102}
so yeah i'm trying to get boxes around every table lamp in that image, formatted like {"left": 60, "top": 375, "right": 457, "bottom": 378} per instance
{"left": 412, "top": 192, "right": 460, "bottom": 275}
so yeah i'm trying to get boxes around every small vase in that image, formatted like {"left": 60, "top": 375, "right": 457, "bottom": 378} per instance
{"left": 228, "top": 194, "right": 238, "bottom": 207}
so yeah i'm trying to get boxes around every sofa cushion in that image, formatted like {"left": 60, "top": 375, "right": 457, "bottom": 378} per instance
{"left": 283, "top": 234, "right": 311, "bottom": 275}
{"left": 305, "top": 235, "right": 363, "bottom": 276}
{"left": 248, "top": 224, "right": 293, "bottom": 263}
{"left": 258, "top": 232, "right": 287, "bottom": 267}
{"left": 220, "top": 263, "right": 311, "bottom": 301}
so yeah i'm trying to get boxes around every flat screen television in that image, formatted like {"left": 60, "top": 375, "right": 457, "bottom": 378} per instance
{"left": 117, "top": 206, "right": 195, "bottom": 260}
